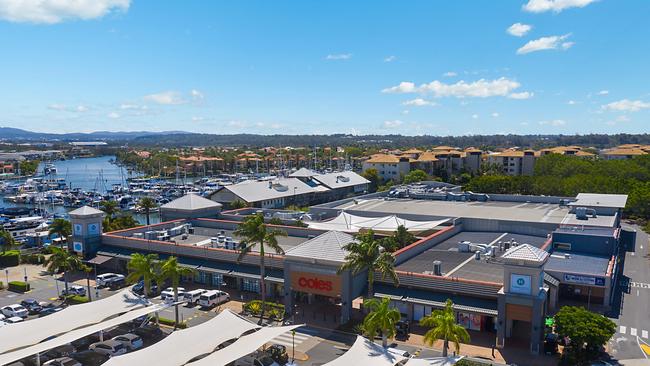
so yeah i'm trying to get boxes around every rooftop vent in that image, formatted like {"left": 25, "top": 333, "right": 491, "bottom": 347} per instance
{"left": 433, "top": 260, "right": 442, "bottom": 276}
{"left": 564, "top": 253, "right": 571, "bottom": 259}
{"left": 474, "top": 251, "right": 481, "bottom": 260}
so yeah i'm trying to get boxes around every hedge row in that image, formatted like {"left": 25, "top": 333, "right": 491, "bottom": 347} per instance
{"left": 243, "top": 300, "right": 285, "bottom": 320}
{"left": 8, "top": 281, "right": 30, "bottom": 293}
{"left": 0, "top": 250, "right": 20, "bottom": 267}
{"left": 21, "top": 253, "right": 46, "bottom": 265}
{"left": 158, "top": 317, "right": 188, "bottom": 329}
{"left": 65, "top": 295, "right": 90, "bottom": 304}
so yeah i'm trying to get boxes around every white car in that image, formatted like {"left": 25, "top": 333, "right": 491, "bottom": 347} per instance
{"left": 96, "top": 273, "right": 125, "bottom": 287}
{"left": 89, "top": 340, "right": 127, "bottom": 356}
{"left": 1, "top": 304, "right": 29, "bottom": 318}
{"left": 112, "top": 333, "right": 144, "bottom": 351}
{"left": 183, "top": 289, "right": 208, "bottom": 305}
{"left": 198, "top": 290, "right": 230, "bottom": 308}
{"left": 5, "top": 316, "right": 25, "bottom": 324}
{"left": 61, "top": 285, "right": 86, "bottom": 297}
{"left": 43, "top": 357, "right": 82, "bottom": 366}
{"left": 160, "top": 287, "right": 186, "bottom": 302}
{"left": 235, "top": 353, "right": 279, "bottom": 366}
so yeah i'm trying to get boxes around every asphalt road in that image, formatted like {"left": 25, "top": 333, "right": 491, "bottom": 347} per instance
{"left": 608, "top": 224, "right": 650, "bottom": 363}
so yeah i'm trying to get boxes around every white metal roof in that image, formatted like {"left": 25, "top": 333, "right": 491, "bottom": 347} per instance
{"left": 569, "top": 193, "right": 628, "bottom": 208}
{"left": 0, "top": 289, "right": 147, "bottom": 355}
{"left": 285, "top": 231, "right": 356, "bottom": 263}
{"left": 188, "top": 324, "right": 302, "bottom": 366}
{"left": 221, "top": 178, "right": 322, "bottom": 203}
{"left": 161, "top": 193, "right": 222, "bottom": 211}
{"left": 322, "top": 336, "right": 407, "bottom": 366}
{"left": 104, "top": 309, "right": 258, "bottom": 366}
{"left": 307, "top": 212, "right": 449, "bottom": 235}
{"left": 312, "top": 171, "right": 370, "bottom": 190}
{"left": 289, "top": 167, "right": 318, "bottom": 178}
{"left": 68, "top": 205, "right": 105, "bottom": 216}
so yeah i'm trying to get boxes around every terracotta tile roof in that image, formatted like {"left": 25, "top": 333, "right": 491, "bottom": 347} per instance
{"left": 403, "top": 148, "right": 424, "bottom": 154}
{"left": 603, "top": 148, "right": 647, "bottom": 156}
{"left": 365, "top": 154, "right": 403, "bottom": 163}
{"left": 416, "top": 152, "right": 439, "bottom": 162}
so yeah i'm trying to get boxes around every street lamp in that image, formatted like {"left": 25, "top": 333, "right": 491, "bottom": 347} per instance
{"left": 291, "top": 329, "right": 296, "bottom": 364}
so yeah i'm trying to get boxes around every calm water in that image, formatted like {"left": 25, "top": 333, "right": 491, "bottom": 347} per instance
{"left": 1, "top": 156, "right": 159, "bottom": 224}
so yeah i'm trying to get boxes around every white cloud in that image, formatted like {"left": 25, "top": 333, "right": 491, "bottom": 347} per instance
{"left": 472, "top": 114, "right": 479, "bottom": 119}
{"left": 382, "top": 120, "right": 403, "bottom": 128}
{"left": 190, "top": 89, "right": 204, "bottom": 100}
{"left": 507, "top": 23, "right": 532, "bottom": 37}
{"left": 384, "top": 55, "right": 396, "bottom": 62}
{"left": 325, "top": 53, "right": 352, "bottom": 60}
{"left": 539, "top": 119, "right": 566, "bottom": 126}
{"left": 517, "top": 34, "right": 573, "bottom": 54}
{"left": 602, "top": 99, "right": 650, "bottom": 112}
{"left": 443, "top": 71, "right": 457, "bottom": 77}
{"left": 401, "top": 110, "right": 410, "bottom": 115}
{"left": 191, "top": 116, "right": 204, "bottom": 122}
{"left": 143, "top": 91, "right": 185, "bottom": 105}
{"left": 567, "top": 100, "right": 577, "bottom": 105}
{"left": 508, "top": 91, "right": 534, "bottom": 99}
{"left": 597, "top": 90, "right": 609, "bottom": 95}
{"left": 76, "top": 105, "right": 88, "bottom": 112}
{"left": 0, "top": 0, "right": 130, "bottom": 24}
{"left": 402, "top": 98, "right": 437, "bottom": 107}
{"left": 120, "top": 103, "right": 147, "bottom": 110}
{"left": 47, "top": 103, "right": 66, "bottom": 111}
{"left": 491, "top": 112, "right": 500, "bottom": 118}
{"left": 523, "top": 0, "right": 597, "bottom": 13}
{"left": 107, "top": 112, "right": 120, "bottom": 119}
{"left": 48, "top": 103, "right": 89, "bottom": 112}
{"left": 227, "top": 120, "right": 248, "bottom": 128}
{"left": 382, "top": 77, "right": 522, "bottom": 98}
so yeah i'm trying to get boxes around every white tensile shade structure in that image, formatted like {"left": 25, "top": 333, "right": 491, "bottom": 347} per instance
{"left": 0, "top": 302, "right": 167, "bottom": 365}
{"left": 104, "top": 309, "right": 259, "bottom": 366}
{"left": 322, "top": 336, "right": 407, "bottom": 366}
{"left": 188, "top": 324, "right": 302, "bottom": 366}
{"left": 0, "top": 289, "right": 148, "bottom": 355}
{"left": 308, "top": 212, "right": 449, "bottom": 235}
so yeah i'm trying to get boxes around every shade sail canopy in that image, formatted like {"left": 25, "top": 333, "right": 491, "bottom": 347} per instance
{"left": 188, "top": 324, "right": 302, "bottom": 366}
{"left": 0, "top": 302, "right": 166, "bottom": 366}
{"left": 322, "top": 335, "right": 407, "bottom": 366}
{"left": 104, "top": 309, "right": 259, "bottom": 366}
{"left": 308, "top": 212, "right": 449, "bottom": 235}
{"left": 0, "top": 289, "right": 148, "bottom": 355}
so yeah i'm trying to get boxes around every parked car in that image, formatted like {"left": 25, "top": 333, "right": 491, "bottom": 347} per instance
{"left": 131, "top": 280, "right": 158, "bottom": 296}
{"left": 43, "top": 357, "right": 81, "bottom": 366}
{"left": 39, "top": 306, "right": 64, "bottom": 317}
{"left": 96, "top": 273, "right": 125, "bottom": 287}
{"left": 198, "top": 290, "right": 230, "bottom": 308}
{"left": 183, "top": 289, "right": 208, "bottom": 305}
{"left": 234, "top": 353, "right": 279, "bottom": 366}
{"left": 108, "top": 277, "right": 127, "bottom": 290}
{"left": 112, "top": 333, "right": 143, "bottom": 351}
{"left": 265, "top": 344, "right": 288, "bottom": 365}
{"left": 88, "top": 340, "right": 127, "bottom": 356}
{"left": 5, "top": 316, "right": 25, "bottom": 324}
{"left": 160, "top": 287, "right": 186, "bottom": 302}
{"left": 2, "top": 304, "right": 29, "bottom": 318}
{"left": 132, "top": 324, "right": 164, "bottom": 343}
{"left": 20, "top": 299, "right": 43, "bottom": 314}
{"left": 60, "top": 285, "right": 86, "bottom": 297}
{"left": 69, "top": 351, "right": 109, "bottom": 366}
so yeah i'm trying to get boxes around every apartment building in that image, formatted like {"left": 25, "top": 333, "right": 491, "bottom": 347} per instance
{"left": 600, "top": 144, "right": 650, "bottom": 160}
{"left": 361, "top": 154, "right": 412, "bottom": 181}
{"left": 488, "top": 146, "right": 595, "bottom": 176}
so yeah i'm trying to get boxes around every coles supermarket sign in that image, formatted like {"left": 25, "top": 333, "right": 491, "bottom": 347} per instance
{"left": 290, "top": 271, "right": 342, "bottom": 297}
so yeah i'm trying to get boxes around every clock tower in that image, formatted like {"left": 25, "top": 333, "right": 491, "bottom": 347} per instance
{"left": 68, "top": 206, "right": 106, "bottom": 258}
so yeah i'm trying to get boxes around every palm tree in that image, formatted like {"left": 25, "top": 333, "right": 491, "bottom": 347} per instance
{"left": 0, "top": 229, "right": 15, "bottom": 254}
{"left": 393, "top": 225, "right": 416, "bottom": 250}
{"left": 126, "top": 253, "right": 160, "bottom": 298}
{"left": 234, "top": 214, "right": 286, "bottom": 321}
{"left": 420, "top": 299, "right": 470, "bottom": 357}
{"left": 48, "top": 218, "right": 72, "bottom": 249}
{"left": 337, "top": 229, "right": 399, "bottom": 299}
{"left": 361, "top": 297, "right": 401, "bottom": 348}
{"left": 100, "top": 200, "right": 119, "bottom": 219}
{"left": 160, "top": 256, "right": 195, "bottom": 329}
{"left": 43, "top": 247, "right": 85, "bottom": 298}
{"left": 139, "top": 197, "right": 158, "bottom": 225}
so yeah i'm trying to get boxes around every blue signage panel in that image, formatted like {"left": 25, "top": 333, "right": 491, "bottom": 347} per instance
{"left": 563, "top": 273, "right": 606, "bottom": 287}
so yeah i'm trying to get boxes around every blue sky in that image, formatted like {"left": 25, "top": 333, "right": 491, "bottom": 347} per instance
{"left": 0, "top": 0, "right": 648, "bottom": 135}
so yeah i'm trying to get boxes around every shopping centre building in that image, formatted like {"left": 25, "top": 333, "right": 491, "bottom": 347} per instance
{"left": 69, "top": 183, "right": 634, "bottom": 354}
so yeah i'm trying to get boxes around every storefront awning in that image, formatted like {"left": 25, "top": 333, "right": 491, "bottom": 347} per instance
{"left": 86, "top": 254, "right": 114, "bottom": 265}
{"left": 374, "top": 285, "right": 498, "bottom": 316}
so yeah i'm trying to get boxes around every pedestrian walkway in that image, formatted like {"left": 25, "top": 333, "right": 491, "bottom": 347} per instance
{"left": 619, "top": 326, "right": 650, "bottom": 339}
{"left": 271, "top": 330, "right": 310, "bottom": 348}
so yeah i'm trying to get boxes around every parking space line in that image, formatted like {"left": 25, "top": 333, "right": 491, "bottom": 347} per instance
{"left": 643, "top": 330, "right": 648, "bottom": 339}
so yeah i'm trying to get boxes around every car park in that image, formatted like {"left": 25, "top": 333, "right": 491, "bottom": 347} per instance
{"left": 183, "top": 289, "right": 208, "bottom": 305}
{"left": 96, "top": 273, "right": 125, "bottom": 287}
{"left": 198, "top": 290, "right": 230, "bottom": 308}
{"left": 112, "top": 333, "right": 144, "bottom": 351}
{"left": 235, "top": 353, "right": 279, "bottom": 366}
{"left": 43, "top": 357, "right": 82, "bottom": 366}
{"left": 132, "top": 324, "right": 164, "bottom": 343}
{"left": 5, "top": 316, "right": 25, "bottom": 324}
{"left": 20, "top": 299, "right": 43, "bottom": 314}
{"left": 88, "top": 340, "right": 127, "bottom": 356}
{"left": 69, "top": 350, "right": 110, "bottom": 366}
{"left": 2, "top": 304, "right": 29, "bottom": 318}
{"left": 60, "top": 285, "right": 86, "bottom": 297}
{"left": 160, "top": 287, "right": 186, "bottom": 302}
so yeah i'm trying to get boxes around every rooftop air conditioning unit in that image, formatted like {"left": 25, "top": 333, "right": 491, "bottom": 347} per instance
{"left": 337, "top": 175, "right": 350, "bottom": 182}
{"left": 458, "top": 241, "right": 471, "bottom": 252}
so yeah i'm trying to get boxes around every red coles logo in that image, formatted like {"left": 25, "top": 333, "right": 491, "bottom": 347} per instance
{"left": 298, "top": 277, "right": 333, "bottom": 292}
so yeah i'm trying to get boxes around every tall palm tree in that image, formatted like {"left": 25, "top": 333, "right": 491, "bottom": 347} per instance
{"left": 48, "top": 218, "right": 72, "bottom": 249}
{"left": 160, "top": 256, "right": 195, "bottom": 329}
{"left": 126, "top": 253, "right": 160, "bottom": 298}
{"left": 100, "top": 200, "right": 119, "bottom": 219}
{"left": 138, "top": 197, "right": 158, "bottom": 225}
{"left": 234, "top": 214, "right": 286, "bottom": 321}
{"left": 0, "top": 229, "right": 15, "bottom": 254}
{"left": 420, "top": 299, "right": 470, "bottom": 357}
{"left": 337, "top": 229, "right": 399, "bottom": 299}
{"left": 361, "top": 297, "right": 401, "bottom": 348}
{"left": 43, "top": 247, "right": 85, "bottom": 298}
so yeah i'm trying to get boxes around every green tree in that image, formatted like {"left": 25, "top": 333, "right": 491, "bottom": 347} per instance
{"left": 48, "top": 218, "right": 72, "bottom": 248}
{"left": 554, "top": 306, "right": 616, "bottom": 361}
{"left": 139, "top": 196, "right": 158, "bottom": 226}
{"left": 234, "top": 214, "right": 287, "bottom": 321}
{"left": 100, "top": 200, "right": 119, "bottom": 219}
{"left": 0, "top": 229, "right": 15, "bottom": 254}
{"left": 420, "top": 299, "right": 470, "bottom": 357}
{"left": 160, "top": 256, "right": 195, "bottom": 329}
{"left": 126, "top": 253, "right": 160, "bottom": 298}
{"left": 229, "top": 199, "right": 249, "bottom": 209}
{"left": 361, "top": 297, "right": 401, "bottom": 348}
{"left": 402, "top": 169, "right": 429, "bottom": 184}
{"left": 361, "top": 168, "right": 381, "bottom": 192}
{"left": 392, "top": 225, "right": 417, "bottom": 250}
{"left": 43, "top": 247, "right": 86, "bottom": 298}
{"left": 104, "top": 214, "right": 140, "bottom": 231}
{"left": 338, "top": 229, "right": 399, "bottom": 299}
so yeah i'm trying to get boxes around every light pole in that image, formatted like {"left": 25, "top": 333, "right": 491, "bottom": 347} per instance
{"left": 291, "top": 329, "right": 296, "bottom": 364}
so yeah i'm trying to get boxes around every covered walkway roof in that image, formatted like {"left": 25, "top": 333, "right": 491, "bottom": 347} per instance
{"left": 307, "top": 212, "right": 449, "bottom": 235}
{"left": 322, "top": 335, "right": 407, "bottom": 366}
{"left": 0, "top": 289, "right": 148, "bottom": 355}
{"left": 104, "top": 309, "right": 258, "bottom": 366}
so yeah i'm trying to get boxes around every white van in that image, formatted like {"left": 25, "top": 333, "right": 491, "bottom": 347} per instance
{"left": 160, "top": 287, "right": 186, "bottom": 303}
{"left": 96, "top": 273, "right": 125, "bottom": 287}
{"left": 183, "top": 289, "right": 208, "bottom": 305}
{"left": 198, "top": 290, "right": 230, "bottom": 308}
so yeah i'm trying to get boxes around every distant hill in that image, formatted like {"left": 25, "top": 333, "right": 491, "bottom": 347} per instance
{"left": 0, "top": 127, "right": 187, "bottom": 141}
